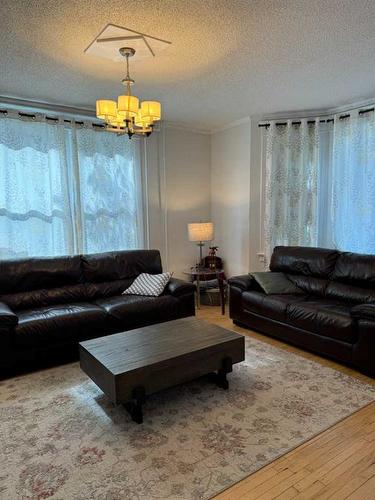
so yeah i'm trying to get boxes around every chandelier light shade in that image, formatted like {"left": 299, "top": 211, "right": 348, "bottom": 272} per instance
{"left": 95, "top": 46, "right": 161, "bottom": 138}
{"left": 109, "top": 114, "right": 126, "bottom": 129}
{"left": 134, "top": 110, "right": 152, "bottom": 128}
{"left": 96, "top": 100, "right": 117, "bottom": 121}
{"left": 117, "top": 95, "right": 139, "bottom": 118}
{"left": 141, "top": 101, "right": 161, "bottom": 121}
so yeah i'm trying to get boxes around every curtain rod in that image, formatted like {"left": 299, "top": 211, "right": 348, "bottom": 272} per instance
{"left": 258, "top": 107, "right": 374, "bottom": 128}
{"left": 0, "top": 108, "right": 158, "bottom": 136}
{"left": 0, "top": 108, "right": 106, "bottom": 129}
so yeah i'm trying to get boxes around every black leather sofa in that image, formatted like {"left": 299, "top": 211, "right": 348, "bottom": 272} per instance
{"left": 0, "top": 249, "right": 195, "bottom": 375}
{"left": 229, "top": 246, "right": 375, "bottom": 376}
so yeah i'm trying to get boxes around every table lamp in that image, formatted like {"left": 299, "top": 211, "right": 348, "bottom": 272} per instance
{"left": 188, "top": 222, "right": 214, "bottom": 268}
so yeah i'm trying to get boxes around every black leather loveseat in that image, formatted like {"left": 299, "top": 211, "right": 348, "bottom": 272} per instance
{"left": 229, "top": 246, "right": 375, "bottom": 376}
{"left": 0, "top": 249, "right": 195, "bottom": 375}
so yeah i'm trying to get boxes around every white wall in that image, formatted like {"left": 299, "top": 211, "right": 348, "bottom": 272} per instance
{"left": 145, "top": 119, "right": 264, "bottom": 280}
{"left": 145, "top": 126, "right": 211, "bottom": 278}
{"left": 210, "top": 118, "right": 264, "bottom": 277}
{"left": 210, "top": 120, "right": 251, "bottom": 277}
{"left": 164, "top": 127, "right": 211, "bottom": 278}
{"left": 249, "top": 118, "right": 265, "bottom": 271}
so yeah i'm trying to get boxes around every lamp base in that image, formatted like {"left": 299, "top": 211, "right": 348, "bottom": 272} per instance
{"left": 197, "top": 241, "right": 204, "bottom": 269}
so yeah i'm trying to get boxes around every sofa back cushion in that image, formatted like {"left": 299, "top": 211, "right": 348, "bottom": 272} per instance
{"left": 81, "top": 250, "right": 163, "bottom": 283}
{"left": 0, "top": 250, "right": 163, "bottom": 309}
{"left": 1, "top": 284, "right": 89, "bottom": 310}
{"left": 287, "top": 275, "right": 328, "bottom": 297}
{"left": 0, "top": 255, "right": 82, "bottom": 295}
{"left": 85, "top": 279, "right": 134, "bottom": 300}
{"left": 331, "top": 252, "right": 375, "bottom": 287}
{"left": 325, "top": 281, "right": 375, "bottom": 304}
{"left": 270, "top": 246, "right": 339, "bottom": 278}
{"left": 325, "top": 251, "right": 375, "bottom": 304}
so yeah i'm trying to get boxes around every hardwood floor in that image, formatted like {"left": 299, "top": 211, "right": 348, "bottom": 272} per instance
{"left": 196, "top": 306, "right": 375, "bottom": 500}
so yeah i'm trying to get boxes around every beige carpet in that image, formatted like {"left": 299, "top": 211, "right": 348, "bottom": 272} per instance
{"left": 1, "top": 335, "right": 374, "bottom": 500}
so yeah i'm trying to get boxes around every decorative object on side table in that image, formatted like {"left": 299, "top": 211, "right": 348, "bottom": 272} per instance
{"left": 204, "top": 246, "right": 222, "bottom": 270}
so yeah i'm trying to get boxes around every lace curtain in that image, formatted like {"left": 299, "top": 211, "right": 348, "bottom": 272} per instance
{"left": 0, "top": 116, "right": 143, "bottom": 258}
{"left": 327, "top": 111, "right": 375, "bottom": 253}
{"left": 263, "top": 110, "right": 375, "bottom": 265}
{"left": 74, "top": 128, "right": 142, "bottom": 254}
{"left": 264, "top": 119, "right": 320, "bottom": 265}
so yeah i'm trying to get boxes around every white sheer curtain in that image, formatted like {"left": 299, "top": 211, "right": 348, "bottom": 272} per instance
{"left": 0, "top": 118, "right": 72, "bottom": 258}
{"left": 326, "top": 111, "right": 375, "bottom": 253}
{"left": 0, "top": 115, "right": 143, "bottom": 258}
{"left": 263, "top": 109, "right": 375, "bottom": 265}
{"left": 264, "top": 119, "right": 320, "bottom": 265}
{"left": 74, "top": 127, "right": 143, "bottom": 253}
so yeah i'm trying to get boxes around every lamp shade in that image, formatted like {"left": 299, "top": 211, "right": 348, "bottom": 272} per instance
{"left": 141, "top": 101, "right": 161, "bottom": 121}
{"left": 188, "top": 222, "right": 214, "bottom": 242}
{"left": 118, "top": 95, "right": 139, "bottom": 118}
{"left": 96, "top": 100, "right": 117, "bottom": 121}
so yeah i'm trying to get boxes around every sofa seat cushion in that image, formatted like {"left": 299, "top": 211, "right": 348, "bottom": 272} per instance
{"left": 242, "top": 291, "right": 306, "bottom": 322}
{"left": 286, "top": 300, "right": 356, "bottom": 342}
{"left": 94, "top": 294, "right": 179, "bottom": 328}
{"left": 14, "top": 303, "right": 108, "bottom": 348}
{"left": 316, "top": 305, "right": 356, "bottom": 342}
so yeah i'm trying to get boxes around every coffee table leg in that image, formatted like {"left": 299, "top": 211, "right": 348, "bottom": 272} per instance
{"left": 216, "top": 356, "right": 232, "bottom": 390}
{"left": 124, "top": 386, "right": 146, "bottom": 424}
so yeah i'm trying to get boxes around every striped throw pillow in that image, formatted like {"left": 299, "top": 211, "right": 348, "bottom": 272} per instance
{"left": 122, "top": 272, "right": 173, "bottom": 297}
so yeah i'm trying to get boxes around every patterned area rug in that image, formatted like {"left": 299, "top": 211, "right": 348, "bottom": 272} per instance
{"left": 1, "top": 335, "right": 374, "bottom": 500}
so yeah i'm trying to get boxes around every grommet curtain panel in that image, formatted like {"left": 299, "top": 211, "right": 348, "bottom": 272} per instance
{"left": 264, "top": 110, "right": 375, "bottom": 265}
{"left": 0, "top": 116, "right": 143, "bottom": 258}
{"left": 264, "top": 119, "right": 320, "bottom": 264}
{"left": 328, "top": 111, "right": 375, "bottom": 253}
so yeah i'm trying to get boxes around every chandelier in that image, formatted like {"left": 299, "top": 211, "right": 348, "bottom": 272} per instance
{"left": 96, "top": 47, "right": 161, "bottom": 138}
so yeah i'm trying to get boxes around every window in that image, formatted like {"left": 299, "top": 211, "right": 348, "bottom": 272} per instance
{"left": 0, "top": 115, "right": 143, "bottom": 258}
{"left": 263, "top": 110, "right": 375, "bottom": 263}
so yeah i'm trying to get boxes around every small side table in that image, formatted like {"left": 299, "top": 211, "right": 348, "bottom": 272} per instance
{"left": 183, "top": 268, "right": 226, "bottom": 315}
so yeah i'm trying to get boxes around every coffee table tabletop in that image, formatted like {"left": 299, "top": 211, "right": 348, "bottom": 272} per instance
{"left": 80, "top": 317, "right": 245, "bottom": 423}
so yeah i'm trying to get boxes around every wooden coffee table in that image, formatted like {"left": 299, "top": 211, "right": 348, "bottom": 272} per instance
{"left": 79, "top": 317, "right": 245, "bottom": 423}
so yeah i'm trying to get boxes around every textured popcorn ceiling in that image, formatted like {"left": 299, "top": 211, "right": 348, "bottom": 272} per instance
{"left": 0, "top": 0, "right": 375, "bottom": 130}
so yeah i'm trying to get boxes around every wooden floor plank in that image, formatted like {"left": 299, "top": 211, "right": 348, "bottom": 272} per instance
{"left": 312, "top": 458, "right": 375, "bottom": 500}
{"left": 274, "top": 486, "right": 299, "bottom": 499}
{"left": 319, "top": 447, "right": 375, "bottom": 487}
{"left": 255, "top": 470, "right": 307, "bottom": 499}
{"left": 293, "top": 480, "right": 326, "bottom": 499}
{"left": 345, "top": 474, "right": 375, "bottom": 500}
{"left": 364, "top": 429, "right": 375, "bottom": 443}
{"left": 215, "top": 465, "right": 280, "bottom": 500}
{"left": 198, "top": 307, "right": 375, "bottom": 500}
{"left": 293, "top": 438, "right": 369, "bottom": 490}
{"left": 237, "top": 468, "right": 295, "bottom": 499}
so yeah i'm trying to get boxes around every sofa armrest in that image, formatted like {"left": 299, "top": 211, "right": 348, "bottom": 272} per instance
{"left": 351, "top": 304, "right": 375, "bottom": 322}
{"left": 351, "top": 305, "right": 375, "bottom": 376}
{"left": 166, "top": 278, "right": 196, "bottom": 298}
{"left": 228, "top": 275, "right": 255, "bottom": 292}
{"left": 0, "top": 301, "right": 18, "bottom": 328}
